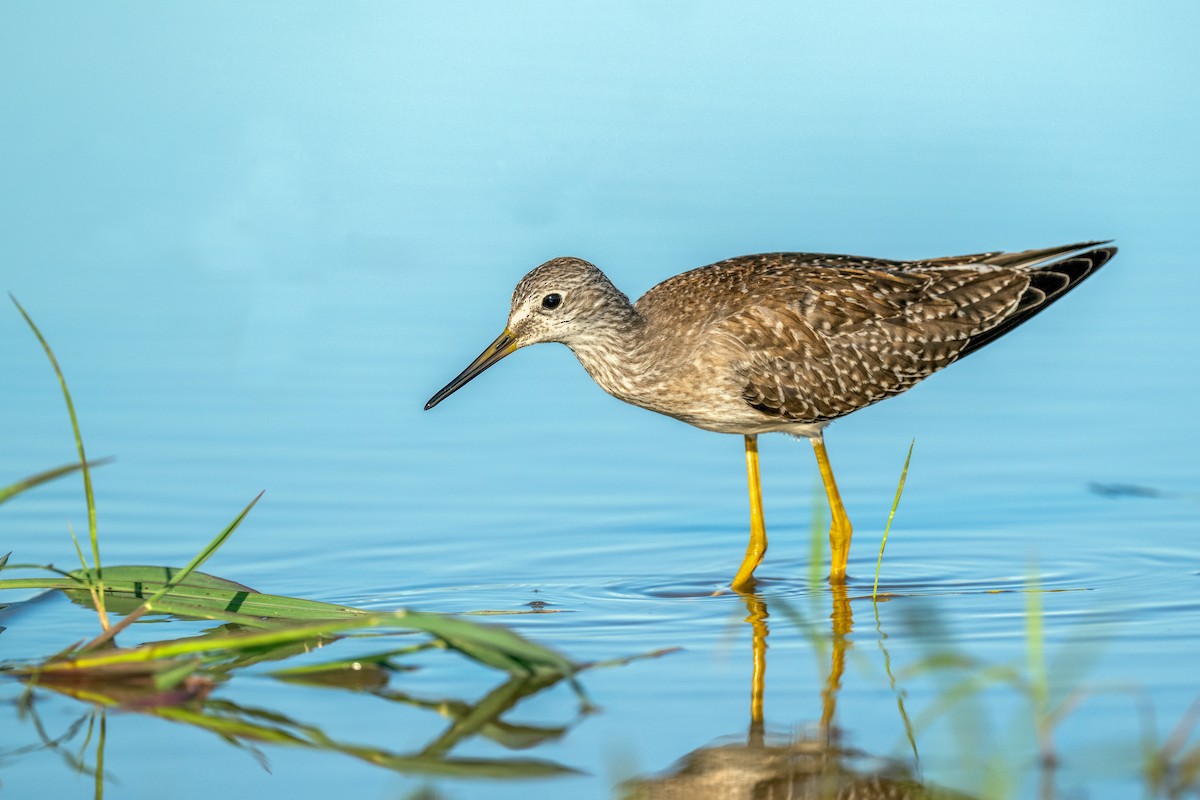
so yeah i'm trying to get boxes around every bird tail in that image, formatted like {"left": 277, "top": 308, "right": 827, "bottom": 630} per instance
{"left": 956, "top": 242, "right": 1117, "bottom": 359}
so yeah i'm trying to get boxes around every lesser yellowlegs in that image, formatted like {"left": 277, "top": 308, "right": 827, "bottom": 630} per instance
{"left": 425, "top": 241, "right": 1116, "bottom": 590}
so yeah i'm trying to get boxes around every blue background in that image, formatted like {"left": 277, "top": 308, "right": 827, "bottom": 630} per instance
{"left": 2, "top": 3, "right": 1198, "bottom": 799}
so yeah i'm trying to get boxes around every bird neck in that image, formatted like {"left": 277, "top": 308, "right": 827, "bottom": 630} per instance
{"left": 566, "top": 305, "right": 654, "bottom": 403}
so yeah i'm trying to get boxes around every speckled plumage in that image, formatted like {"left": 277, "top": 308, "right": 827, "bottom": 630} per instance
{"left": 487, "top": 242, "right": 1114, "bottom": 436}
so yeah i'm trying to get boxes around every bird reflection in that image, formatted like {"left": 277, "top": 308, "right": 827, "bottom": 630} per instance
{"left": 622, "top": 586, "right": 973, "bottom": 800}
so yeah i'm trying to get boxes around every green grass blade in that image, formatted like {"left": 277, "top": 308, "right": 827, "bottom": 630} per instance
{"left": 1026, "top": 564, "right": 1049, "bottom": 745}
{"left": 908, "top": 663, "right": 1026, "bottom": 735}
{"left": 393, "top": 612, "right": 578, "bottom": 677}
{"left": 28, "top": 609, "right": 574, "bottom": 678}
{"left": 77, "top": 492, "right": 264, "bottom": 651}
{"left": 873, "top": 439, "right": 914, "bottom": 601}
{"left": 4, "top": 566, "right": 575, "bottom": 677}
{"left": 134, "top": 492, "right": 264, "bottom": 607}
{"left": 0, "top": 459, "right": 112, "bottom": 507}
{"left": 0, "top": 569, "right": 369, "bottom": 626}
{"left": 67, "top": 522, "right": 110, "bottom": 630}
{"left": 11, "top": 296, "right": 102, "bottom": 576}
{"left": 70, "top": 565, "right": 255, "bottom": 592}
{"left": 67, "top": 524, "right": 91, "bottom": 575}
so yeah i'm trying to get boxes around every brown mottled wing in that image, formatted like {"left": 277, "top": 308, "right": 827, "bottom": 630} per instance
{"left": 868, "top": 240, "right": 1111, "bottom": 271}
{"left": 729, "top": 267, "right": 1030, "bottom": 423}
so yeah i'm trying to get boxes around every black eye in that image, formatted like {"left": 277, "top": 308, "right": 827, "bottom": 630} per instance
{"left": 541, "top": 293, "right": 562, "bottom": 310}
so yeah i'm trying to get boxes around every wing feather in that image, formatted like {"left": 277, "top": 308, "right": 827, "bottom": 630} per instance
{"left": 730, "top": 268, "right": 1027, "bottom": 422}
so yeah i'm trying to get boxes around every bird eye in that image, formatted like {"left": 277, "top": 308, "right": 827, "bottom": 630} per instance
{"left": 541, "top": 293, "right": 562, "bottom": 310}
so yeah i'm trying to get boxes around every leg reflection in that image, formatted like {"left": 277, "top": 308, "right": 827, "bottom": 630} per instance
{"left": 741, "top": 592, "right": 768, "bottom": 746}
{"left": 618, "top": 585, "right": 970, "bottom": 799}
{"left": 820, "top": 582, "right": 853, "bottom": 744}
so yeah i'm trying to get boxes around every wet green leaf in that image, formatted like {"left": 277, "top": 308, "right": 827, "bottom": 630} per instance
{"left": 0, "top": 568, "right": 367, "bottom": 624}
{"left": 13, "top": 608, "right": 571, "bottom": 682}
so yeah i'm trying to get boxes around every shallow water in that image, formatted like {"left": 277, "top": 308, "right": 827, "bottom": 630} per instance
{"left": 3, "top": 3, "right": 1199, "bottom": 798}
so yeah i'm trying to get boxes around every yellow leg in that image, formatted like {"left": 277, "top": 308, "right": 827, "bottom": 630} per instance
{"left": 812, "top": 434, "right": 852, "bottom": 584}
{"left": 731, "top": 434, "right": 767, "bottom": 591}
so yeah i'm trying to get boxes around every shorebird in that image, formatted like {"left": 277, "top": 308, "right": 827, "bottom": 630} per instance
{"left": 425, "top": 241, "right": 1115, "bottom": 590}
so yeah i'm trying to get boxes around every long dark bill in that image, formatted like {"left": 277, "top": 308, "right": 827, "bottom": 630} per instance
{"left": 424, "top": 330, "right": 518, "bottom": 410}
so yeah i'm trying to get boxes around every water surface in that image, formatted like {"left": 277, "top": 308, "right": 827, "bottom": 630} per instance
{"left": 2, "top": 3, "right": 1198, "bottom": 798}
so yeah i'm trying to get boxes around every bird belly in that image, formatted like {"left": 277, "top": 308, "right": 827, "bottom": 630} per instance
{"left": 671, "top": 408, "right": 831, "bottom": 438}
{"left": 609, "top": 373, "right": 831, "bottom": 439}
{"left": 574, "top": 333, "right": 831, "bottom": 438}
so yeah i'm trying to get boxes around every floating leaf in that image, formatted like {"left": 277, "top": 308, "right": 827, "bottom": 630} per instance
{"left": 0, "top": 567, "right": 367, "bottom": 625}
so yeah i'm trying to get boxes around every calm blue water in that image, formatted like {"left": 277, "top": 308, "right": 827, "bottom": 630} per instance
{"left": 3, "top": 3, "right": 1199, "bottom": 799}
